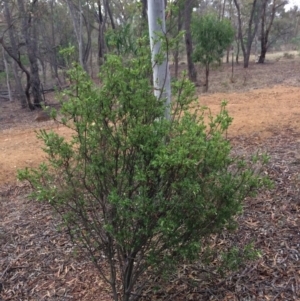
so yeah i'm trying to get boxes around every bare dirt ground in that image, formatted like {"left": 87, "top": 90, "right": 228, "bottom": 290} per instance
{"left": 0, "top": 57, "right": 300, "bottom": 300}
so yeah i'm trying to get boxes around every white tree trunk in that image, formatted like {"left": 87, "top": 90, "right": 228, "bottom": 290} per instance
{"left": 66, "top": 0, "right": 85, "bottom": 70}
{"left": 148, "top": 0, "right": 171, "bottom": 120}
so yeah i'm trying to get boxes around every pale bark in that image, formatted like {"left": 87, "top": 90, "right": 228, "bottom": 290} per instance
{"left": 148, "top": 0, "right": 171, "bottom": 120}
{"left": 2, "top": 48, "right": 13, "bottom": 102}
{"left": 3, "top": 0, "right": 27, "bottom": 108}
{"left": 66, "top": 0, "right": 85, "bottom": 69}
{"left": 66, "top": 0, "right": 93, "bottom": 73}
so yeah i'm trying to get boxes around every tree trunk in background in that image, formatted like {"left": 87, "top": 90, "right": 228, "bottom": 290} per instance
{"left": 3, "top": 0, "right": 27, "bottom": 108}
{"left": 226, "top": 47, "right": 230, "bottom": 63}
{"left": 234, "top": 0, "right": 261, "bottom": 68}
{"left": 141, "top": 0, "right": 147, "bottom": 20}
{"left": 17, "top": 0, "right": 43, "bottom": 108}
{"left": 104, "top": 0, "right": 115, "bottom": 29}
{"left": 140, "top": 0, "right": 148, "bottom": 33}
{"left": 0, "top": 38, "right": 34, "bottom": 110}
{"left": 97, "top": 0, "right": 106, "bottom": 67}
{"left": 184, "top": 0, "right": 197, "bottom": 83}
{"left": 148, "top": 0, "right": 171, "bottom": 120}
{"left": 222, "top": 0, "right": 227, "bottom": 19}
{"left": 258, "top": 0, "right": 282, "bottom": 64}
{"left": 66, "top": 0, "right": 86, "bottom": 70}
{"left": 173, "top": 1, "right": 184, "bottom": 78}
{"left": 28, "top": 1, "right": 43, "bottom": 108}
{"left": 83, "top": 14, "right": 92, "bottom": 69}
{"left": 204, "top": 63, "right": 209, "bottom": 92}
{"left": 236, "top": 39, "right": 240, "bottom": 63}
{"left": 258, "top": 0, "right": 267, "bottom": 64}
{"left": 259, "top": 43, "right": 268, "bottom": 63}
{"left": 50, "top": 0, "right": 60, "bottom": 84}
{"left": 2, "top": 48, "right": 13, "bottom": 102}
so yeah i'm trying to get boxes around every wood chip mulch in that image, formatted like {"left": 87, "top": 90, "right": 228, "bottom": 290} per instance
{"left": 0, "top": 186, "right": 110, "bottom": 301}
{"left": 0, "top": 129, "right": 299, "bottom": 301}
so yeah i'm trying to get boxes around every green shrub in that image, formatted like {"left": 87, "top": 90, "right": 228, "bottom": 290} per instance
{"left": 192, "top": 14, "right": 235, "bottom": 91}
{"left": 18, "top": 49, "right": 270, "bottom": 301}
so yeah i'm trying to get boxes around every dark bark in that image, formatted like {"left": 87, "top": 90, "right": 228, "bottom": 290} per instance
{"left": 231, "top": 50, "right": 234, "bottom": 81}
{"left": 28, "top": 37, "right": 42, "bottom": 107}
{"left": 236, "top": 39, "right": 240, "bottom": 63}
{"left": 140, "top": 0, "right": 148, "bottom": 34}
{"left": 258, "top": 43, "right": 268, "bottom": 63}
{"left": 27, "top": 3, "right": 43, "bottom": 108}
{"left": 258, "top": 0, "right": 283, "bottom": 64}
{"left": 0, "top": 41, "right": 34, "bottom": 110}
{"left": 96, "top": 0, "right": 106, "bottom": 66}
{"left": 82, "top": 13, "right": 92, "bottom": 67}
{"left": 141, "top": 0, "right": 147, "bottom": 20}
{"left": 104, "top": 0, "right": 115, "bottom": 30}
{"left": 204, "top": 63, "right": 209, "bottom": 92}
{"left": 234, "top": 0, "right": 261, "bottom": 68}
{"left": 17, "top": 0, "right": 43, "bottom": 108}
{"left": 50, "top": 0, "right": 59, "bottom": 82}
{"left": 1, "top": 38, "right": 33, "bottom": 110}
{"left": 184, "top": 0, "right": 197, "bottom": 83}
{"left": 226, "top": 47, "right": 230, "bottom": 63}
{"left": 258, "top": 0, "right": 268, "bottom": 64}
{"left": 174, "top": 2, "right": 184, "bottom": 78}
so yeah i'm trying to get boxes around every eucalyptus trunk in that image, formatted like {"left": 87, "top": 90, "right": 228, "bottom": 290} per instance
{"left": 2, "top": 48, "right": 12, "bottom": 102}
{"left": 148, "top": 0, "right": 171, "bottom": 120}
{"left": 234, "top": 0, "right": 261, "bottom": 68}
{"left": 97, "top": 0, "right": 106, "bottom": 67}
{"left": 258, "top": 0, "right": 280, "bottom": 64}
{"left": 3, "top": 0, "right": 27, "bottom": 108}
{"left": 66, "top": 0, "right": 86, "bottom": 70}
{"left": 184, "top": 0, "right": 197, "bottom": 82}
{"left": 17, "top": 0, "right": 43, "bottom": 108}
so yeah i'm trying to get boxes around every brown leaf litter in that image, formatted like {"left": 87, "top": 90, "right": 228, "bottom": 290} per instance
{"left": 0, "top": 129, "right": 299, "bottom": 301}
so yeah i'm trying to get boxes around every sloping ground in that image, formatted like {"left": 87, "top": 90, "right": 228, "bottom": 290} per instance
{"left": 0, "top": 83, "right": 300, "bottom": 300}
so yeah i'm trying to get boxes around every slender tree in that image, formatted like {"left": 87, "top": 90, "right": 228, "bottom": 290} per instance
{"left": 2, "top": 0, "right": 28, "bottom": 108}
{"left": 2, "top": 46, "right": 13, "bottom": 102}
{"left": 258, "top": 0, "right": 287, "bottom": 63}
{"left": 192, "top": 14, "right": 234, "bottom": 92}
{"left": 234, "top": 0, "right": 262, "bottom": 68}
{"left": 148, "top": 0, "right": 171, "bottom": 120}
{"left": 95, "top": 0, "right": 107, "bottom": 67}
{"left": 184, "top": 0, "right": 197, "bottom": 82}
{"left": 17, "top": 0, "right": 43, "bottom": 108}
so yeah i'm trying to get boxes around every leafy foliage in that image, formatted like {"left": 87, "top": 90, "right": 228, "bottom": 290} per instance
{"left": 18, "top": 47, "right": 269, "bottom": 301}
{"left": 192, "top": 14, "right": 235, "bottom": 91}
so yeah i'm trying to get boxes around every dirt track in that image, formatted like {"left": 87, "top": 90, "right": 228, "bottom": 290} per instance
{"left": 1, "top": 84, "right": 300, "bottom": 185}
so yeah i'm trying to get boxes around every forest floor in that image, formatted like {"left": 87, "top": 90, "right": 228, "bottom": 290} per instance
{"left": 0, "top": 56, "right": 300, "bottom": 300}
